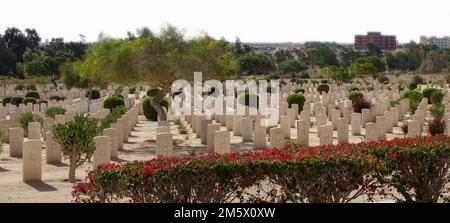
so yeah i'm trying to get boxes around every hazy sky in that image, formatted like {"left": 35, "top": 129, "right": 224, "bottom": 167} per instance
{"left": 1, "top": 0, "right": 449, "bottom": 43}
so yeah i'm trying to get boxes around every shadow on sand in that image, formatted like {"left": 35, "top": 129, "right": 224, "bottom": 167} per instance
{"left": 25, "top": 181, "right": 58, "bottom": 192}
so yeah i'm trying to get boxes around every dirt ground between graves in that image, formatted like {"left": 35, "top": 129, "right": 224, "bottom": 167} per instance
{"left": 0, "top": 115, "right": 406, "bottom": 203}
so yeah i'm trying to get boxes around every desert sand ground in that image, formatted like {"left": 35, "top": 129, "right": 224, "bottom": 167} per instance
{"left": 0, "top": 113, "right": 408, "bottom": 203}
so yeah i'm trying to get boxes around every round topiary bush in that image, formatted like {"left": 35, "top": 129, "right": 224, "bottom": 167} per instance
{"left": 238, "top": 92, "right": 259, "bottom": 108}
{"left": 422, "top": 88, "right": 440, "bottom": 104}
{"left": 347, "top": 90, "right": 364, "bottom": 101}
{"left": 23, "top": 97, "right": 37, "bottom": 104}
{"left": 286, "top": 93, "right": 306, "bottom": 113}
{"left": 25, "top": 91, "right": 40, "bottom": 99}
{"left": 147, "top": 88, "right": 160, "bottom": 97}
{"left": 317, "top": 84, "right": 330, "bottom": 93}
{"left": 11, "top": 97, "right": 24, "bottom": 106}
{"left": 86, "top": 90, "right": 101, "bottom": 100}
{"left": 103, "top": 96, "right": 125, "bottom": 111}
{"left": 2, "top": 97, "right": 12, "bottom": 105}
{"left": 142, "top": 97, "right": 169, "bottom": 121}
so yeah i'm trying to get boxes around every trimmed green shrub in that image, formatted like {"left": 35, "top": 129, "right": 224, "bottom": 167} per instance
{"left": 23, "top": 97, "right": 37, "bottom": 104}
{"left": 147, "top": 88, "right": 160, "bottom": 97}
{"left": 25, "top": 91, "right": 40, "bottom": 99}
{"left": 11, "top": 97, "right": 23, "bottom": 106}
{"left": 142, "top": 97, "right": 169, "bottom": 121}
{"left": 347, "top": 90, "right": 364, "bottom": 101}
{"left": 2, "top": 97, "right": 12, "bottom": 105}
{"left": 45, "top": 107, "right": 66, "bottom": 119}
{"left": 19, "top": 112, "right": 41, "bottom": 136}
{"left": 103, "top": 96, "right": 125, "bottom": 111}
{"left": 422, "top": 88, "right": 440, "bottom": 104}
{"left": 431, "top": 91, "right": 444, "bottom": 105}
{"left": 86, "top": 90, "right": 101, "bottom": 100}
{"left": 317, "top": 84, "right": 329, "bottom": 93}
{"left": 286, "top": 93, "right": 306, "bottom": 113}
{"left": 100, "top": 106, "right": 127, "bottom": 130}
{"left": 402, "top": 90, "right": 423, "bottom": 114}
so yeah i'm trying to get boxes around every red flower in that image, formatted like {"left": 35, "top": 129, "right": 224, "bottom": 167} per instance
{"left": 145, "top": 165, "right": 154, "bottom": 175}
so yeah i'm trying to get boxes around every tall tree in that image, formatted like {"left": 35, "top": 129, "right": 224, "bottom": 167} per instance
{"left": 75, "top": 25, "right": 238, "bottom": 120}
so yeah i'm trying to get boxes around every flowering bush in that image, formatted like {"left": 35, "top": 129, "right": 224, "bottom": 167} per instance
{"left": 73, "top": 135, "right": 450, "bottom": 203}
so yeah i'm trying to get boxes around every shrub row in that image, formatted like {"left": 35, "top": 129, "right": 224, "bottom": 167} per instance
{"left": 73, "top": 135, "right": 450, "bottom": 203}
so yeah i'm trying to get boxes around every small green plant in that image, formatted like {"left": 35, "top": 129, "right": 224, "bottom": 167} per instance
{"left": 19, "top": 112, "right": 38, "bottom": 136}
{"left": 402, "top": 90, "right": 423, "bottom": 114}
{"left": 431, "top": 91, "right": 444, "bottom": 105}
{"left": 429, "top": 104, "right": 445, "bottom": 120}
{"left": 422, "top": 88, "right": 440, "bottom": 104}
{"left": 174, "top": 118, "right": 183, "bottom": 126}
{"left": 52, "top": 114, "right": 100, "bottom": 183}
{"left": 46, "top": 107, "right": 67, "bottom": 119}
{"left": 390, "top": 99, "right": 400, "bottom": 107}
{"left": 100, "top": 106, "right": 127, "bottom": 130}
{"left": 347, "top": 90, "right": 364, "bottom": 101}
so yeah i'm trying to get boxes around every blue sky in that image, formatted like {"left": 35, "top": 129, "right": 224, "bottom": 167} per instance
{"left": 1, "top": 0, "right": 449, "bottom": 43}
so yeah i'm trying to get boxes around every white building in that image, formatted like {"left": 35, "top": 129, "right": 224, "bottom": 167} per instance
{"left": 420, "top": 36, "right": 450, "bottom": 49}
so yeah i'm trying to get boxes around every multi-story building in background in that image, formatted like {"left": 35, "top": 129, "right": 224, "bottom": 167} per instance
{"left": 420, "top": 36, "right": 450, "bottom": 49}
{"left": 354, "top": 32, "right": 397, "bottom": 51}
